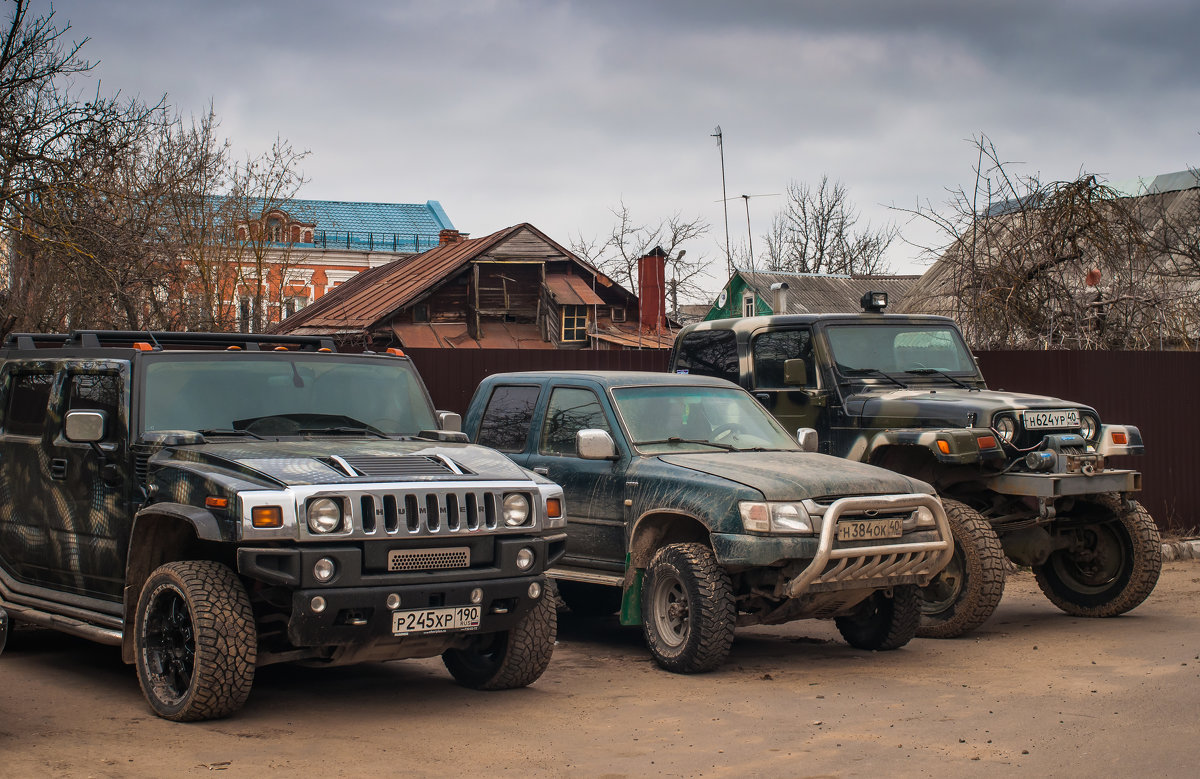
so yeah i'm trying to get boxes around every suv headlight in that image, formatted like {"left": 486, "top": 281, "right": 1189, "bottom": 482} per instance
{"left": 503, "top": 493, "right": 530, "bottom": 526}
{"left": 993, "top": 415, "right": 1016, "bottom": 443}
{"left": 1079, "top": 412, "right": 1099, "bottom": 442}
{"left": 307, "top": 498, "right": 343, "bottom": 533}
{"left": 739, "top": 501, "right": 813, "bottom": 534}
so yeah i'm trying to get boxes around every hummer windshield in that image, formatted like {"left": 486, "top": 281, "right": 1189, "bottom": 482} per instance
{"left": 613, "top": 385, "right": 799, "bottom": 453}
{"left": 825, "top": 324, "right": 979, "bottom": 379}
{"left": 141, "top": 354, "right": 437, "bottom": 437}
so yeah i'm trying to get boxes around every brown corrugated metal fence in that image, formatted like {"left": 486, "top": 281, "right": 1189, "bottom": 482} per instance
{"left": 408, "top": 347, "right": 1197, "bottom": 531}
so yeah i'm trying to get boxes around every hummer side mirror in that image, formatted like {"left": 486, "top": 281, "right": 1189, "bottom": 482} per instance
{"left": 64, "top": 410, "right": 106, "bottom": 443}
{"left": 796, "top": 427, "right": 819, "bottom": 452}
{"left": 577, "top": 429, "right": 618, "bottom": 460}
{"left": 783, "top": 359, "right": 808, "bottom": 386}
{"left": 437, "top": 411, "right": 462, "bottom": 432}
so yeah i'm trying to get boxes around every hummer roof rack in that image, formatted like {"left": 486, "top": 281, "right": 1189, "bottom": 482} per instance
{"left": 4, "top": 330, "right": 338, "bottom": 352}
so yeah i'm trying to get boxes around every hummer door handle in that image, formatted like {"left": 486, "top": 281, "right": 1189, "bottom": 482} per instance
{"left": 50, "top": 458, "right": 68, "bottom": 480}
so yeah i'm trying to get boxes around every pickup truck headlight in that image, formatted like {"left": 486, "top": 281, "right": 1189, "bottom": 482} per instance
{"left": 739, "top": 501, "right": 814, "bottom": 534}
{"left": 307, "top": 498, "right": 343, "bottom": 534}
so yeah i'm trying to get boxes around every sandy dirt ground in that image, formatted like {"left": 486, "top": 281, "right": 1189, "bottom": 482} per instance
{"left": 1, "top": 564, "right": 1198, "bottom": 778}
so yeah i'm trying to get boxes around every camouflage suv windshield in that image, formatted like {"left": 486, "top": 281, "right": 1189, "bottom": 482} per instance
{"left": 141, "top": 355, "right": 437, "bottom": 436}
{"left": 613, "top": 385, "right": 798, "bottom": 453}
{"left": 826, "top": 324, "right": 978, "bottom": 376}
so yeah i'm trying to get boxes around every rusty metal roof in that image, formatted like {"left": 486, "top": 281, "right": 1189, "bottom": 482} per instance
{"left": 545, "top": 273, "right": 605, "bottom": 306}
{"left": 391, "top": 321, "right": 557, "bottom": 349}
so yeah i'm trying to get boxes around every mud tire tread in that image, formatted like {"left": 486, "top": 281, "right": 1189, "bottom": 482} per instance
{"left": 916, "top": 498, "right": 1007, "bottom": 639}
{"left": 443, "top": 587, "right": 556, "bottom": 690}
{"left": 1034, "top": 495, "right": 1161, "bottom": 617}
{"left": 642, "top": 542, "right": 735, "bottom": 674}
{"left": 835, "top": 584, "right": 921, "bottom": 651}
{"left": 134, "top": 560, "right": 257, "bottom": 722}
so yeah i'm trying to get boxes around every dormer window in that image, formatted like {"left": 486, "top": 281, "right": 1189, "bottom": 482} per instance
{"left": 268, "top": 218, "right": 282, "bottom": 243}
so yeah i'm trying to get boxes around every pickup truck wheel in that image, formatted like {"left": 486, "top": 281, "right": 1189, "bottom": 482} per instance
{"left": 557, "top": 580, "right": 623, "bottom": 617}
{"left": 835, "top": 584, "right": 920, "bottom": 650}
{"left": 443, "top": 588, "right": 556, "bottom": 690}
{"left": 915, "top": 498, "right": 1006, "bottom": 639}
{"left": 134, "top": 561, "right": 256, "bottom": 722}
{"left": 642, "top": 543, "right": 735, "bottom": 674}
{"left": 1034, "top": 496, "right": 1161, "bottom": 617}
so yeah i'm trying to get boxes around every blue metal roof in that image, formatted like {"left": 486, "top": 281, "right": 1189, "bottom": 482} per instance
{"left": 245, "top": 198, "right": 454, "bottom": 252}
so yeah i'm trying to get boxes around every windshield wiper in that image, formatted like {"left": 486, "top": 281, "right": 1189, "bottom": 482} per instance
{"left": 298, "top": 425, "right": 388, "bottom": 439}
{"left": 197, "top": 428, "right": 265, "bottom": 439}
{"left": 904, "top": 368, "right": 974, "bottom": 390}
{"left": 636, "top": 437, "right": 737, "bottom": 451}
{"left": 839, "top": 367, "right": 908, "bottom": 389}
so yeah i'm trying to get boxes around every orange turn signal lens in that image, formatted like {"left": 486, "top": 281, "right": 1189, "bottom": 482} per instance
{"left": 205, "top": 496, "right": 229, "bottom": 509}
{"left": 1111, "top": 431, "right": 1128, "bottom": 445}
{"left": 976, "top": 435, "right": 997, "bottom": 450}
{"left": 251, "top": 506, "right": 284, "bottom": 529}
{"left": 133, "top": 342, "right": 154, "bottom": 351}
{"left": 546, "top": 497, "right": 563, "bottom": 519}
{"left": 387, "top": 348, "right": 406, "bottom": 357}
{"left": 936, "top": 440, "right": 951, "bottom": 455}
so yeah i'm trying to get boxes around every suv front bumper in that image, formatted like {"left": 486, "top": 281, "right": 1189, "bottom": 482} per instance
{"left": 986, "top": 469, "right": 1141, "bottom": 497}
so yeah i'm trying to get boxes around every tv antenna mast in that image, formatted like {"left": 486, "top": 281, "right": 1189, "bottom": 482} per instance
{"left": 711, "top": 126, "right": 732, "bottom": 278}
{"left": 718, "top": 192, "right": 780, "bottom": 272}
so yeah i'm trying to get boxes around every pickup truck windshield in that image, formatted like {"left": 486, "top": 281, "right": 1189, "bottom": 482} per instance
{"left": 141, "top": 355, "right": 437, "bottom": 436}
{"left": 613, "top": 385, "right": 798, "bottom": 453}
{"left": 825, "top": 324, "right": 978, "bottom": 377}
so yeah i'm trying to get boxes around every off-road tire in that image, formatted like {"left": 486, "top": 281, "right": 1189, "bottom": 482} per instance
{"left": 641, "top": 543, "right": 735, "bottom": 674}
{"left": 556, "top": 580, "right": 623, "bottom": 617}
{"left": 916, "top": 498, "right": 1007, "bottom": 639}
{"left": 835, "top": 584, "right": 921, "bottom": 651}
{"left": 134, "top": 560, "right": 257, "bottom": 722}
{"left": 1034, "top": 495, "right": 1161, "bottom": 617}
{"left": 443, "top": 586, "right": 556, "bottom": 690}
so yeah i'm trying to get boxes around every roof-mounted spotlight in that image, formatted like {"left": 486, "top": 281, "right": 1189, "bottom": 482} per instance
{"left": 860, "top": 291, "right": 888, "bottom": 313}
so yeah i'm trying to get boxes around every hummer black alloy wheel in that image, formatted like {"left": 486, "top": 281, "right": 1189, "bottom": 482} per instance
{"left": 135, "top": 561, "right": 256, "bottom": 721}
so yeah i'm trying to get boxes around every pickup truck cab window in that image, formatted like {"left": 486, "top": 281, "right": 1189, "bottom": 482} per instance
{"left": 539, "top": 387, "right": 610, "bottom": 456}
{"left": 477, "top": 384, "right": 541, "bottom": 452}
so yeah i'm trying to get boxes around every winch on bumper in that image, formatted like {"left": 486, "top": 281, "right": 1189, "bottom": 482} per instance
{"left": 710, "top": 493, "right": 953, "bottom": 598}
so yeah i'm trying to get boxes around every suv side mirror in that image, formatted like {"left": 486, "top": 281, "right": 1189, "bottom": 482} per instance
{"left": 437, "top": 411, "right": 462, "bottom": 432}
{"left": 796, "top": 427, "right": 819, "bottom": 452}
{"left": 64, "top": 410, "right": 106, "bottom": 443}
{"left": 783, "top": 359, "right": 808, "bottom": 386}
{"left": 577, "top": 429, "right": 617, "bottom": 460}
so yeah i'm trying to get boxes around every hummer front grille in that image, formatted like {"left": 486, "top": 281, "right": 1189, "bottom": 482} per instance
{"left": 387, "top": 547, "right": 471, "bottom": 571}
{"left": 357, "top": 490, "right": 501, "bottom": 535}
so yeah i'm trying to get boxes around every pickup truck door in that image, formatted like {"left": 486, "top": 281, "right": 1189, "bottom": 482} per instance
{"left": 524, "top": 385, "right": 627, "bottom": 573}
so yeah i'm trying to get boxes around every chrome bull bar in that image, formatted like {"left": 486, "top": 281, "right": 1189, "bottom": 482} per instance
{"left": 784, "top": 493, "right": 953, "bottom": 599}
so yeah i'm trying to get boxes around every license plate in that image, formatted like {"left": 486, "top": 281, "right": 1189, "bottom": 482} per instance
{"left": 1023, "top": 409, "right": 1080, "bottom": 430}
{"left": 392, "top": 606, "right": 481, "bottom": 635}
{"left": 837, "top": 518, "right": 904, "bottom": 542}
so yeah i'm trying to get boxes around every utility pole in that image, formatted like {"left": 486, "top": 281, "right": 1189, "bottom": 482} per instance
{"left": 712, "top": 126, "right": 732, "bottom": 278}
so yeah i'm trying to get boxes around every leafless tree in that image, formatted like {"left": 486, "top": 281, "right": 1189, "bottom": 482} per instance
{"left": 570, "top": 201, "right": 710, "bottom": 318}
{"left": 898, "top": 135, "right": 1197, "bottom": 349}
{"left": 762, "top": 176, "right": 896, "bottom": 275}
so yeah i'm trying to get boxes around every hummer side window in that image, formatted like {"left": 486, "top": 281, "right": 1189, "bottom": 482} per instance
{"left": 674, "top": 330, "right": 738, "bottom": 384}
{"left": 4, "top": 372, "right": 53, "bottom": 437}
{"left": 477, "top": 385, "right": 540, "bottom": 452}
{"left": 66, "top": 373, "right": 123, "bottom": 440}
{"left": 752, "top": 329, "right": 817, "bottom": 389}
{"left": 540, "top": 387, "right": 610, "bottom": 456}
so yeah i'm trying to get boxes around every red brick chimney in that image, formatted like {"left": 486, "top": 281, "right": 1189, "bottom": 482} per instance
{"left": 638, "top": 246, "right": 668, "bottom": 334}
{"left": 439, "top": 229, "right": 467, "bottom": 246}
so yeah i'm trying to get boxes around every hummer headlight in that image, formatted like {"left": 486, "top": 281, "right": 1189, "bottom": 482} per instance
{"left": 993, "top": 415, "right": 1016, "bottom": 443}
{"left": 503, "top": 493, "right": 530, "bottom": 526}
{"left": 307, "top": 498, "right": 343, "bottom": 534}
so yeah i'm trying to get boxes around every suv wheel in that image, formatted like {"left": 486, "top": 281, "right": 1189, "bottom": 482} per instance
{"left": 641, "top": 543, "right": 735, "bottom": 673}
{"left": 443, "top": 586, "right": 556, "bottom": 690}
{"left": 1034, "top": 495, "right": 1161, "bottom": 616}
{"left": 835, "top": 584, "right": 920, "bottom": 651}
{"left": 134, "top": 561, "right": 257, "bottom": 721}
{"left": 915, "top": 498, "right": 1007, "bottom": 639}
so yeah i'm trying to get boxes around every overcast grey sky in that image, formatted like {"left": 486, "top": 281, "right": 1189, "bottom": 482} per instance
{"left": 31, "top": 0, "right": 1200, "bottom": 298}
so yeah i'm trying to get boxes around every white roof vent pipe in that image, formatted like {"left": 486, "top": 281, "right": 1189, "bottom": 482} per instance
{"left": 770, "top": 281, "right": 789, "bottom": 314}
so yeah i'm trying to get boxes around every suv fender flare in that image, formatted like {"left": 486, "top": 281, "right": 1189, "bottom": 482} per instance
{"left": 868, "top": 428, "right": 997, "bottom": 467}
{"left": 119, "top": 504, "right": 226, "bottom": 663}
{"left": 628, "top": 511, "right": 712, "bottom": 571}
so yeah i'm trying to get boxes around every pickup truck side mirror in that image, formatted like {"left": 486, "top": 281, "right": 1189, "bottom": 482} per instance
{"left": 783, "top": 359, "right": 808, "bottom": 386}
{"left": 64, "top": 410, "right": 106, "bottom": 443}
{"left": 437, "top": 411, "right": 462, "bottom": 432}
{"left": 576, "top": 429, "right": 617, "bottom": 460}
{"left": 796, "top": 427, "right": 819, "bottom": 452}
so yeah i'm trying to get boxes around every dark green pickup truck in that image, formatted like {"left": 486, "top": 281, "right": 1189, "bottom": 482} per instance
{"left": 465, "top": 371, "right": 953, "bottom": 673}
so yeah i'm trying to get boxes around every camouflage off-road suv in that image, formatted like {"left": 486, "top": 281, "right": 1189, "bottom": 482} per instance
{"left": 0, "top": 331, "right": 565, "bottom": 720}
{"left": 671, "top": 294, "right": 1161, "bottom": 638}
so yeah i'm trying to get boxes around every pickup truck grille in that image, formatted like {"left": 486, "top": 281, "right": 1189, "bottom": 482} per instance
{"left": 355, "top": 490, "right": 503, "bottom": 535}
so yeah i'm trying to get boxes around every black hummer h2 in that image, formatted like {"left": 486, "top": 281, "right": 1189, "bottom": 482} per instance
{"left": 0, "top": 331, "right": 566, "bottom": 720}
{"left": 670, "top": 294, "right": 1161, "bottom": 638}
